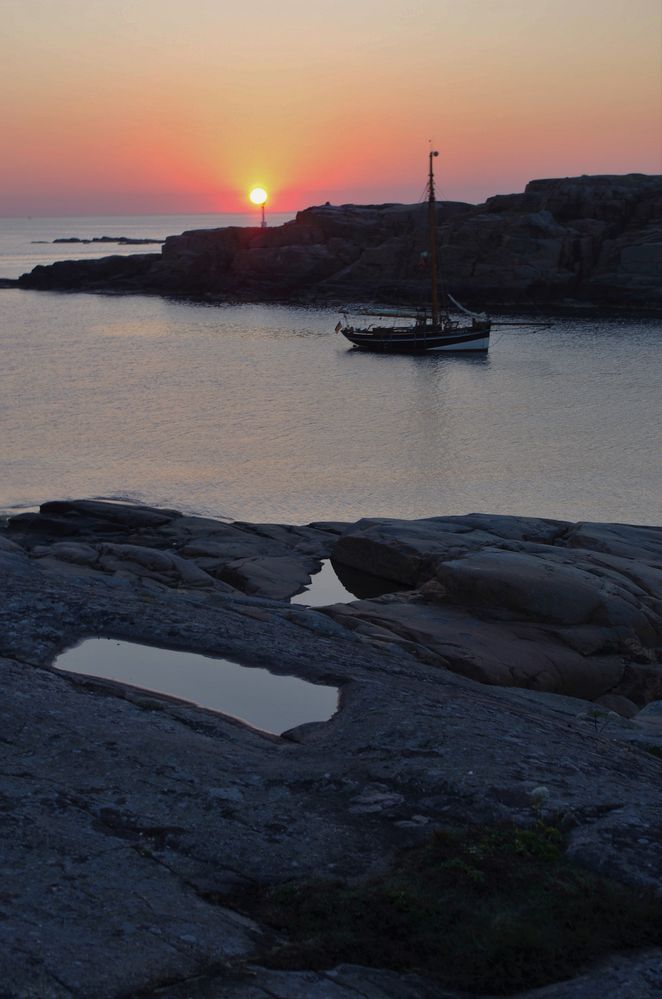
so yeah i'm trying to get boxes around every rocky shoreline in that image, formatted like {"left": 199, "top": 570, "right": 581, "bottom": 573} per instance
{"left": 2, "top": 499, "right": 662, "bottom": 996}
{"left": 9, "top": 173, "right": 662, "bottom": 314}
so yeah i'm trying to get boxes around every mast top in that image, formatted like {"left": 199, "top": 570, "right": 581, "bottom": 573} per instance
{"left": 428, "top": 150, "right": 439, "bottom": 201}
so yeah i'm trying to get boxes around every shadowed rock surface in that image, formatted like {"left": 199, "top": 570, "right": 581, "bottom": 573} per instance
{"left": 16, "top": 173, "right": 662, "bottom": 311}
{"left": 1, "top": 499, "right": 662, "bottom": 996}
{"left": 327, "top": 513, "right": 662, "bottom": 704}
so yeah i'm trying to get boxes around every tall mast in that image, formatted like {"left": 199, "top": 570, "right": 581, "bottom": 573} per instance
{"left": 427, "top": 149, "right": 440, "bottom": 325}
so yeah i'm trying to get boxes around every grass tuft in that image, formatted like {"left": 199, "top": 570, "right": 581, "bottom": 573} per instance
{"left": 225, "top": 822, "right": 662, "bottom": 994}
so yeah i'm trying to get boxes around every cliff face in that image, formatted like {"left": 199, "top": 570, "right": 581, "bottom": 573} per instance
{"left": 18, "top": 174, "right": 662, "bottom": 310}
{"left": 442, "top": 174, "right": 662, "bottom": 307}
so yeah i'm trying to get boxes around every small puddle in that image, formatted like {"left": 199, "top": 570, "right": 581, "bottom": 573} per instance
{"left": 291, "top": 558, "right": 406, "bottom": 607}
{"left": 54, "top": 638, "right": 338, "bottom": 736}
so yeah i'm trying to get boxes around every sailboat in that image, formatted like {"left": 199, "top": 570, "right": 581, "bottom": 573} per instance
{"left": 337, "top": 151, "right": 491, "bottom": 352}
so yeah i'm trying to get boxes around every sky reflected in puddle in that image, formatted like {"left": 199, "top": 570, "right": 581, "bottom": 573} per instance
{"left": 292, "top": 558, "right": 406, "bottom": 607}
{"left": 54, "top": 638, "right": 338, "bottom": 735}
{"left": 291, "top": 559, "right": 355, "bottom": 607}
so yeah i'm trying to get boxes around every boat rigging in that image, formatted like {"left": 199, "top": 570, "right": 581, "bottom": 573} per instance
{"left": 336, "top": 150, "right": 492, "bottom": 353}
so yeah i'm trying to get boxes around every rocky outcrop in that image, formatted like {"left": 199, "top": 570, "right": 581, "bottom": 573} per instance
{"left": 50, "top": 235, "right": 163, "bottom": 244}
{"left": 2, "top": 500, "right": 662, "bottom": 996}
{"left": 16, "top": 173, "right": 662, "bottom": 310}
{"left": 16, "top": 251, "right": 162, "bottom": 292}
{"left": 7, "top": 498, "right": 346, "bottom": 600}
{"left": 327, "top": 513, "right": 662, "bottom": 702}
{"left": 444, "top": 174, "right": 662, "bottom": 308}
{"left": 7, "top": 502, "right": 662, "bottom": 704}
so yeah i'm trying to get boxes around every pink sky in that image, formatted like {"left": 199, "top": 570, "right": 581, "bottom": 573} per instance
{"left": 1, "top": 0, "right": 660, "bottom": 215}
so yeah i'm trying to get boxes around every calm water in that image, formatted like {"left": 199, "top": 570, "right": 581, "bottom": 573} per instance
{"left": 0, "top": 212, "right": 294, "bottom": 280}
{"left": 55, "top": 639, "right": 338, "bottom": 734}
{"left": 1, "top": 215, "right": 660, "bottom": 526}
{"left": 292, "top": 559, "right": 357, "bottom": 607}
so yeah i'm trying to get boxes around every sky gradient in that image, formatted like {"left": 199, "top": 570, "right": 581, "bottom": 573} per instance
{"left": 2, "top": 0, "right": 661, "bottom": 215}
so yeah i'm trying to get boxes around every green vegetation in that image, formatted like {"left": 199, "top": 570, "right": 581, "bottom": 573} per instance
{"left": 226, "top": 823, "right": 662, "bottom": 994}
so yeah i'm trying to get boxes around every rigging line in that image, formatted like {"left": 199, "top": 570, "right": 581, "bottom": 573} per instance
{"left": 491, "top": 321, "right": 552, "bottom": 328}
{"left": 436, "top": 182, "right": 450, "bottom": 203}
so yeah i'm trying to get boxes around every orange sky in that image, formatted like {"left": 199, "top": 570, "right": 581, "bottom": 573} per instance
{"left": 1, "top": 0, "right": 660, "bottom": 215}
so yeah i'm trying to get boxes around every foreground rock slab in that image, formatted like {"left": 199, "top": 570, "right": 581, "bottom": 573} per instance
{"left": 1, "top": 500, "right": 662, "bottom": 997}
{"left": 328, "top": 513, "right": 662, "bottom": 704}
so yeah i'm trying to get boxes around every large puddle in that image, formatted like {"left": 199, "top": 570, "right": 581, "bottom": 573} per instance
{"left": 291, "top": 558, "right": 406, "bottom": 607}
{"left": 54, "top": 638, "right": 339, "bottom": 735}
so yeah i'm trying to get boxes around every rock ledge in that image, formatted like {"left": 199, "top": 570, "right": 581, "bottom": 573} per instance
{"left": 1, "top": 500, "right": 661, "bottom": 997}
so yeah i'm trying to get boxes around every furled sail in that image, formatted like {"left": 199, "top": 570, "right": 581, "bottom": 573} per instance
{"left": 351, "top": 309, "right": 425, "bottom": 320}
{"left": 447, "top": 293, "right": 488, "bottom": 321}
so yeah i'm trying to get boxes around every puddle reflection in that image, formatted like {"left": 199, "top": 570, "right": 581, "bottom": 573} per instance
{"left": 292, "top": 558, "right": 406, "bottom": 607}
{"left": 54, "top": 638, "right": 338, "bottom": 735}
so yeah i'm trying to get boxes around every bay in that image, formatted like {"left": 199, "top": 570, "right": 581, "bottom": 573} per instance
{"left": 1, "top": 215, "right": 660, "bottom": 526}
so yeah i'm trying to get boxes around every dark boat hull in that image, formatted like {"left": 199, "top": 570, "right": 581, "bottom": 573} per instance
{"left": 340, "top": 321, "right": 490, "bottom": 353}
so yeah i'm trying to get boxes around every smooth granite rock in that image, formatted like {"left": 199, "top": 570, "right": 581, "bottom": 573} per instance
{"left": 327, "top": 514, "right": 662, "bottom": 702}
{"left": 1, "top": 500, "right": 662, "bottom": 996}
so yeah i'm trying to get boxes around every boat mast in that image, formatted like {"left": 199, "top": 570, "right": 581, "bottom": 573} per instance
{"left": 427, "top": 149, "right": 440, "bottom": 325}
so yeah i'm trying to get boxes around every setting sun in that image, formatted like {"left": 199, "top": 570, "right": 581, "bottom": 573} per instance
{"left": 249, "top": 187, "right": 268, "bottom": 205}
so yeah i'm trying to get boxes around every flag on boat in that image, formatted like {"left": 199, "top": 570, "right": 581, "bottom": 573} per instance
{"left": 335, "top": 322, "right": 342, "bottom": 333}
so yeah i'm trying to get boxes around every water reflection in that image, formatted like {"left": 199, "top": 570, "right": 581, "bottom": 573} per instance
{"left": 2, "top": 288, "right": 659, "bottom": 525}
{"left": 342, "top": 345, "right": 491, "bottom": 367}
{"left": 54, "top": 638, "right": 338, "bottom": 735}
{"left": 291, "top": 558, "right": 405, "bottom": 607}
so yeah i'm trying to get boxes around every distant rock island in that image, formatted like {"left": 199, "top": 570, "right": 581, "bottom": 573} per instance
{"left": 45, "top": 235, "right": 163, "bottom": 245}
{"left": 15, "top": 173, "right": 662, "bottom": 311}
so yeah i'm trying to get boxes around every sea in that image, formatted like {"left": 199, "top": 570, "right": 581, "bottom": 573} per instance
{"left": 1, "top": 213, "right": 660, "bottom": 527}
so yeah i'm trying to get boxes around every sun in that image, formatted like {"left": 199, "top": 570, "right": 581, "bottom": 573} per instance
{"left": 249, "top": 187, "right": 268, "bottom": 206}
